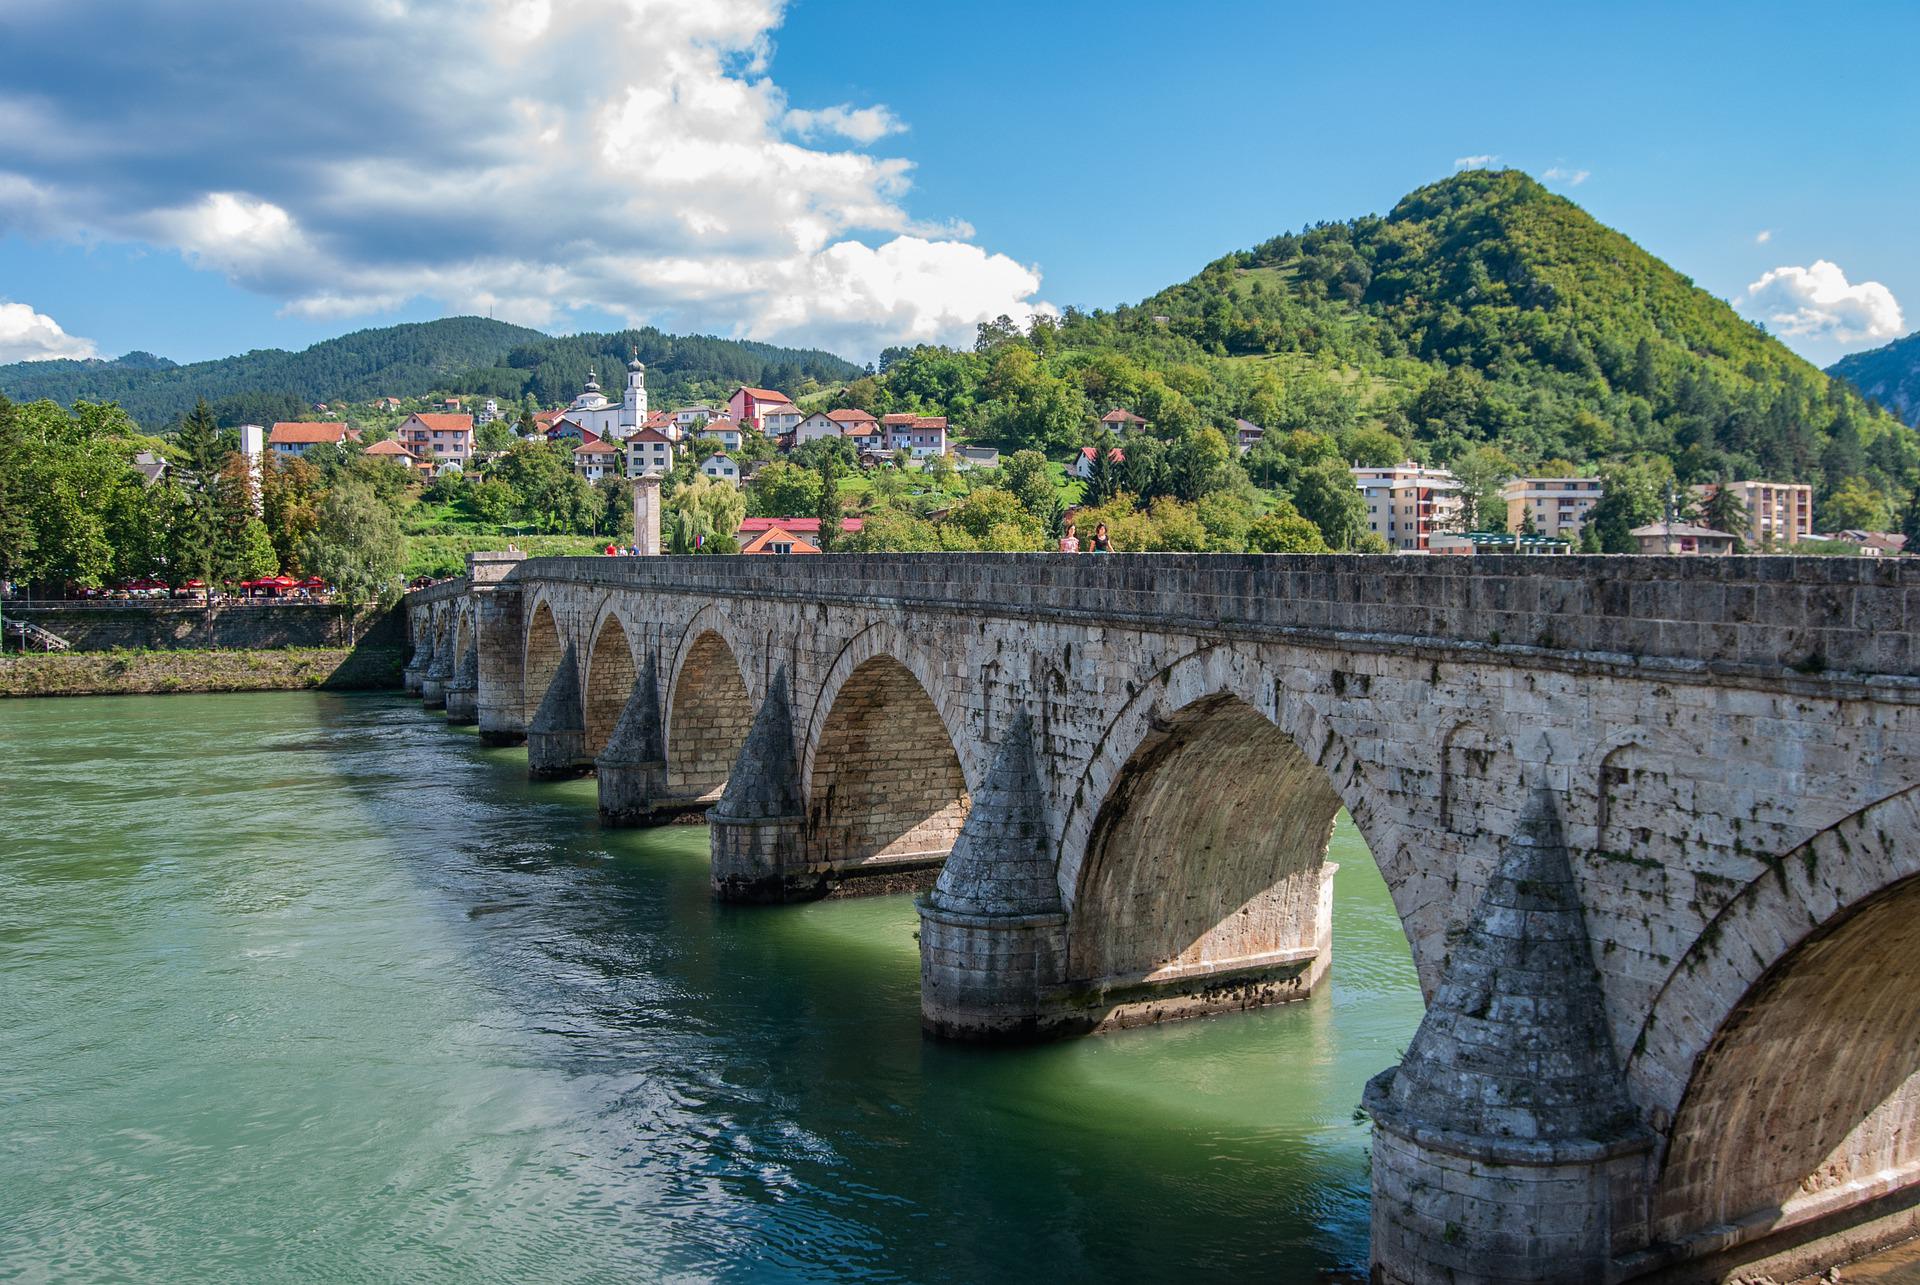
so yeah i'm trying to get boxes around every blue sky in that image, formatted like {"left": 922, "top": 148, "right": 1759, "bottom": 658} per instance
{"left": 0, "top": 0, "right": 1913, "bottom": 369}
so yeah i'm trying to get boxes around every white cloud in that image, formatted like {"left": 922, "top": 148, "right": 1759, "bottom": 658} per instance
{"left": 1755, "top": 229, "right": 1773, "bottom": 245}
{"left": 784, "top": 104, "right": 905, "bottom": 145}
{"left": 1543, "top": 166, "right": 1590, "bottom": 186}
{"left": 0, "top": 301, "right": 97, "bottom": 362}
{"left": 0, "top": 0, "right": 1046, "bottom": 358}
{"left": 1741, "top": 260, "right": 1904, "bottom": 344}
{"left": 1454, "top": 154, "right": 1499, "bottom": 169}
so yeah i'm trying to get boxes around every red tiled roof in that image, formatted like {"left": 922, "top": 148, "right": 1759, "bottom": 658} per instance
{"left": 629, "top": 427, "right": 673, "bottom": 444}
{"left": 1101, "top": 408, "right": 1145, "bottom": 423}
{"left": 269, "top": 421, "right": 351, "bottom": 444}
{"left": 826, "top": 408, "right": 876, "bottom": 423}
{"left": 407, "top": 413, "right": 473, "bottom": 432}
{"left": 1079, "top": 446, "right": 1125, "bottom": 461}
{"left": 364, "top": 439, "right": 418, "bottom": 457}
{"left": 739, "top": 525, "right": 821, "bottom": 555}
{"left": 735, "top": 387, "right": 788, "bottom": 402}
{"left": 573, "top": 439, "right": 619, "bottom": 454}
{"left": 735, "top": 516, "right": 865, "bottom": 535}
{"left": 881, "top": 413, "right": 947, "bottom": 429}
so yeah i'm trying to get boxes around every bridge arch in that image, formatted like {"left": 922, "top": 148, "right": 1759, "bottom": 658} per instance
{"left": 664, "top": 615, "right": 754, "bottom": 803}
{"left": 799, "top": 621, "right": 979, "bottom": 796}
{"left": 522, "top": 595, "right": 565, "bottom": 725}
{"left": 1055, "top": 647, "right": 1404, "bottom": 1006}
{"left": 1631, "top": 783, "right": 1920, "bottom": 1253}
{"left": 583, "top": 607, "right": 637, "bottom": 758}
{"left": 802, "top": 630, "right": 972, "bottom": 876}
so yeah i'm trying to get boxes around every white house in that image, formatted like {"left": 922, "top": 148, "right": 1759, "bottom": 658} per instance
{"left": 572, "top": 437, "right": 620, "bottom": 483}
{"left": 268, "top": 421, "right": 356, "bottom": 459}
{"left": 700, "top": 453, "right": 741, "bottom": 485}
{"left": 759, "top": 403, "right": 803, "bottom": 438}
{"left": 1234, "top": 418, "right": 1266, "bottom": 454}
{"left": 671, "top": 405, "right": 728, "bottom": 431}
{"left": 1074, "top": 444, "right": 1124, "bottom": 480}
{"left": 1100, "top": 408, "right": 1148, "bottom": 434}
{"left": 793, "top": 411, "right": 846, "bottom": 447}
{"left": 624, "top": 427, "right": 675, "bottom": 478}
{"left": 881, "top": 413, "right": 948, "bottom": 459}
{"left": 694, "top": 423, "right": 744, "bottom": 452}
{"left": 397, "top": 413, "right": 474, "bottom": 471}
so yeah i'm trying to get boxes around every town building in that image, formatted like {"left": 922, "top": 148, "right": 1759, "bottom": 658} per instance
{"left": 476, "top": 398, "right": 501, "bottom": 426}
{"left": 1074, "top": 445, "right": 1125, "bottom": 480}
{"left": 758, "top": 403, "right": 803, "bottom": 438}
{"left": 1352, "top": 462, "right": 1463, "bottom": 552}
{"left": 793, "top": 411, "right": 846, "bottom": 447}
{"left": 624, "top": 426, "right": 675, "bottom": 478}
{"left": 735, "top": 516, "right": 865, "bottom": 555}
{"left": 882, "top": 413, "right": 948, "bottom": 458}
{"left": 696, "top": 422, "right": 744, "bottom": 452}
{"left": 670, "top": 405, "right": 727, "bottom": 431}
{"left": 268, "top": 421, "right": 356, "bottom": 459}
{"left": 700, "top": 453, "right": 741, "bottom": 485}
{"left": 1502, "top": 477, "right": 1604, "bottom": 542}
{"left": 132, "top": 449, "right": 170, "bottom": 486}
{"left": 572, "top": 437, "right": 620, "bottom": 483}
{"left": 1695, "top": 479, "right": 1814, "bottom": 547}
{"left": 1632, "top": 522, "right": 1738, "bottom": 556}
{"left": 1100, "top": 408, "right": 1147, "bottom": 434}
{"left": 728, "top": 386, "right": 791, "bottom": 429}
{"left": 1234, "top": 418, "right": 1266, "bottom": 454}
{"left": 397, "top": 413, "right": 475, "bottom": 472}
{"left": 955, "top": 446, "right": 1000, "bottom": 471}
{"left": 365, "top": 438, "right": 426, "bottom": 472}
{"left": 555, "top": 360, "right": 649, "bottom": 441}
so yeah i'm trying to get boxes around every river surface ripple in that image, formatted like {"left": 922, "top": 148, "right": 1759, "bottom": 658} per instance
{"left": 0, "top": 691, "right": 1422, "bottom": 1283}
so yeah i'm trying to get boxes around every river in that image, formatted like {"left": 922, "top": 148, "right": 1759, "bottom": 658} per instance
{"left": 0, "top": 691, "right": 1423, "bottom": 1282}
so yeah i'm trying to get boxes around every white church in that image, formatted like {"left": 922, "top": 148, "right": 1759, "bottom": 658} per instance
{"left": 553, "top": 357, "right": 649, "bottom": 440}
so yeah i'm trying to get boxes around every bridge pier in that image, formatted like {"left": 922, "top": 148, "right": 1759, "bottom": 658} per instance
{"left": 1363, "top": 788, "right": 1654, "bottom": 1284}
{"left": 597, "top": 654, "right": 689, "bottom": 825}
{"left": 444, "top": 646, "right": 479, "bottom": 725}
{"left": 709, "top": 671, "right": 813, "bottom": 901}
{"left": 402, "top": 638, "right": 426, "bottom": 694}
{"left": 526, "top": 642, "right": 590, "bottom": 778}
{"left": 421, "top": 642, "right": 452, "bottom": 709}
{"left": 474, "top": 581, "right": 526, "bottom": 745}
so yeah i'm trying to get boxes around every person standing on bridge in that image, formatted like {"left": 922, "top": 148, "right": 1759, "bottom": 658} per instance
{"left": 1059, "top": 517, "right": 1080, "bottom": 553}
{"left": 1091, "top": 522, "right": 1111, "bottom": 552}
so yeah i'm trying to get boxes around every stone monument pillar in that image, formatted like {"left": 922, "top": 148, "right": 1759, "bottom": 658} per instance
{"left": 633, "top": 475, "right": 662, "bottom": 556}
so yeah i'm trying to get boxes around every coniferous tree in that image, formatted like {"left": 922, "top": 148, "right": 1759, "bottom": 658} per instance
{"left": 814, "top": 457, "right": 842, "bottom": 551}
{"left": 169, "top": 398, "right": 248, "bottom": 595}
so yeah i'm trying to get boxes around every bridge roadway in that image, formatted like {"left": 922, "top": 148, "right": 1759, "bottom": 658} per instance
{"left": 405, "top": 550, "right": 1920, "bottom": 1283}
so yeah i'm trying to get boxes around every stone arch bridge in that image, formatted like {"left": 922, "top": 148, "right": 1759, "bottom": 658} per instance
{"left": 404, "top": 550, "right": 1920, "bottom": 1283}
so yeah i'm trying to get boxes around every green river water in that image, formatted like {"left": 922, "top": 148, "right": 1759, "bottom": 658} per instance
{"left": 0, "top": 691, "right": 1423, "bottom": 1282}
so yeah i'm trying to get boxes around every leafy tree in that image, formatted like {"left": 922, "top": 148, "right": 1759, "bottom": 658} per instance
{"left": 1444, "top": 445, "right": 1515, "bottom": 532}
{"left": 1290, "top": 457, "right": 1367, "bottom": 549}
{"left": 814, "top": 458, "right": 844, "bottom": 550}
{"left": 236, "top": 518, "right": 280, "bottom": 579}
{"left": 749, "top": 460, "right": 821, "bottom": 519}
{"left": 259, "top": 456, "right": 324, "bottom": 574}
{"left": 921, "top": 451, "right": 960, "bottom": 494}
{"left": 842, "top": 507, "right": 941, "bottom": 552}
{"left": 0, "top": 395, "right": 39, "bottom": 594}
{"left": 1001, "top": 449, "right": 1056, "bottom": 519}
{"left": 945, "top": 488, "right": 1047, "bottom": 550}
{"left": 1196, "top": 490, "right": 1254, "bottom": 551}
{"left": 665, "top": 475, "right": 746, "bottom": 551}
{"left": 1247, "top": 505, "right": 1332, "bottom": 553}
{"left": 301, "top": 481, "right": 404, "bottom": 638}
{"left": 1819, "top": 477, "right": 1893, "bottom": 532}
{"left": 1585, "top": 459, "right": 1674, "bottom": 553}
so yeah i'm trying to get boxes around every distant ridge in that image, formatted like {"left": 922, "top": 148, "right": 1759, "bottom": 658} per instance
{"left": 1830, "top": 331, "right": 1920, "bottom": 428}
{"left": 0, "top": 316, "right": 863, "bottom": 428}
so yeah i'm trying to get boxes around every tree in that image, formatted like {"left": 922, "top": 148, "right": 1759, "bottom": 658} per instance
{"left": 1819, "top": 477, "right": 1893, "bottom": 533}
{"left": 0, "top": 395, "right": 39, "bottom": 597}
{"left": 1445, "top": 445, "right": 1515, "bottom": 533}
{"left": 665, "top": 474, "right": 745, "bottom": 551}
{"left": 169, "top": 398, "right": 248, "bottom": 593}
{"left": 1904, "top": 484, "right": 1920, "bottom": 554}
{"left": 1290, "top": 457, "right": 1367, "bottom": 550}
{"left": 814, "top": 458, "right": 844, "bottom": 550}
{"left": 1247, "top": 505, "right": 1332, "bottom": 553}
{"left": 301, "top": 481, "right": 404, "bottom": 640}
{"left": 1584, "top": 459, "right": 1674, "bottom": 553}
{"left": 235, "top": 518, "right": 280, "bottom": 580}
{"left": 259, "top": 455, "right": 323, "bottom": 574}
{"left": 1084, "top": 438, "right": 1122, "bottom": 505}
{"left": 1699, "top": 481, "right": 1750, "bottom": 550}
{"left": 1001, "top": 449, "right": 1056, "bottom": 519}
{"left": 945, "top": 488, "right": 1047, "bottom": 550}
{"left": 747, "top": 460, "right": 821, "bottom": 518}
{"left": 922, "top": 451, "right": 960, "bottom": 495}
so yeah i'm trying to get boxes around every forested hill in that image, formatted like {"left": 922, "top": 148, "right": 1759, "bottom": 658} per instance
{"left": 1116, "top": 169, "right": 1913, "bottom": 485}
{"left": 0, "top": 316, "right": 864, "bottom": 429}
{"left": 1830, "top": 332, "right": 1920, "bottom": 428}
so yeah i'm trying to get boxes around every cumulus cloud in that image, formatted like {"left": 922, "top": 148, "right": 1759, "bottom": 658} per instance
{"left": 1543, "top": 166, "right": 1590, "bottom": 186}
{"left": 1454, "top": 154, "right": 1499, "bottom": 169}
{"left": 0, "top": 0, "right": 1046, "bottom": 357}
{"left": 784, "top": 104, "right": 905, "bottom": 144}
{"left": 0, "top": 301, "right": 97, "bottom": 362}
{"left": 1741, "top": 260, "right": 1904, "bottom": 344}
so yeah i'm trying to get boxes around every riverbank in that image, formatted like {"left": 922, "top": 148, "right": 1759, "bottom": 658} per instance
{"left": 0, "top": 646, "right": 404, "bottom": 697}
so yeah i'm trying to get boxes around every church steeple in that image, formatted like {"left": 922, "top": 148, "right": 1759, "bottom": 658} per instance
{"left": 623, "top": 347, "right": 647, "bottom": 422}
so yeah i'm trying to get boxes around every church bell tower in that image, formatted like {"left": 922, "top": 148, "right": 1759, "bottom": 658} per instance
{"left": 624, "top": 353, "right": 648, "bottom": 427}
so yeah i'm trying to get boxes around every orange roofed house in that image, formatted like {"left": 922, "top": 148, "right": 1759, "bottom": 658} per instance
{"left": 397, "top": 413, "right": 475, "bottom": 473}
{"left": 727, "top": 386, "right": 791, "bottom": 432}
{"left": 268, "top": 421, "right": 357, "bottom": 459}
{"left": 363, "top": 437, "right": 427, "bottom": 473}
{"left": 735, "top": 516, "right": 864, "bottom": 555}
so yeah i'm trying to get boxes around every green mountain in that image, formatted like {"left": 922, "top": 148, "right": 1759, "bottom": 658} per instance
{"left": 1830, "top": 332, "right": 1920, "bottom": 428}
{"left": 1119, "top": 170, "right": 1914, "bottom": 489}
{"left": 0, "top": 316, "right": 863, "bottom": 429}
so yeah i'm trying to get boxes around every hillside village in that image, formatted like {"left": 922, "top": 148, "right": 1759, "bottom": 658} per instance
{"left": 239, "top": 352, "right": 1880, "bottom": 563}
